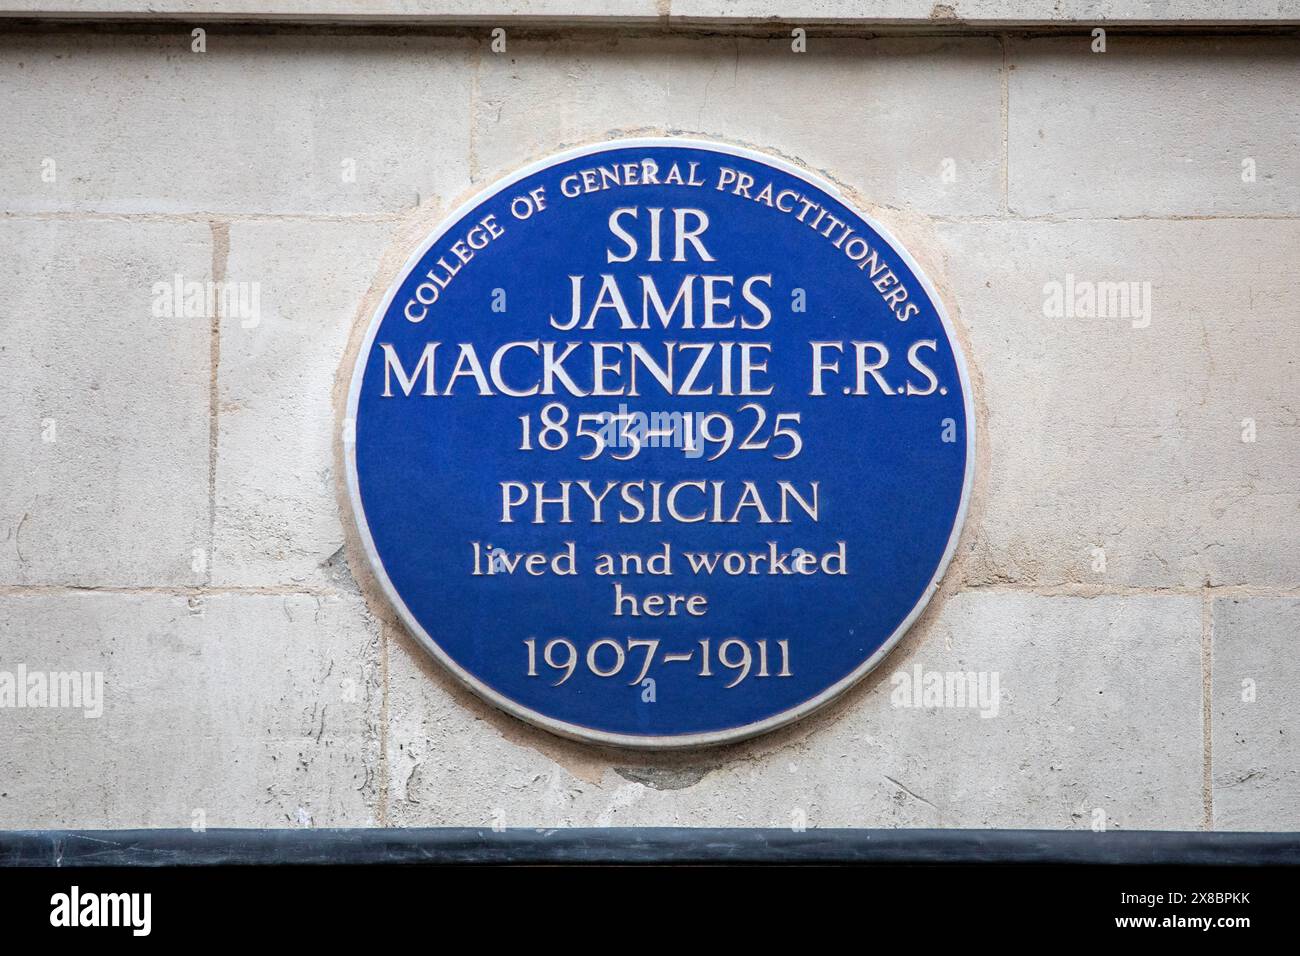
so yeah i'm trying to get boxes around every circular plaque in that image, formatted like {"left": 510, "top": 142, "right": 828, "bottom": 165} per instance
{"left": 346, "top": 140, "right": 973, "bottom": 747}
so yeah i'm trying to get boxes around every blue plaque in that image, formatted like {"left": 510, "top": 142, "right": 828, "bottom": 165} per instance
{"left": 346, "top": 140, "right": 973, "bottom": 747}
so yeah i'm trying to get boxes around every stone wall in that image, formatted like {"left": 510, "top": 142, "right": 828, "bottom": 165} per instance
{"left": 0, "top": 12, "right": 1296, "bottom": 831}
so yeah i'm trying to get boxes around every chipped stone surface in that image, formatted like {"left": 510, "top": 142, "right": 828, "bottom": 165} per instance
{"left": 0, "top": 591, "right": 381, "bottom": 828}
{"left": 1212, "top": 598, "right": 1300, "bottom": 830}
